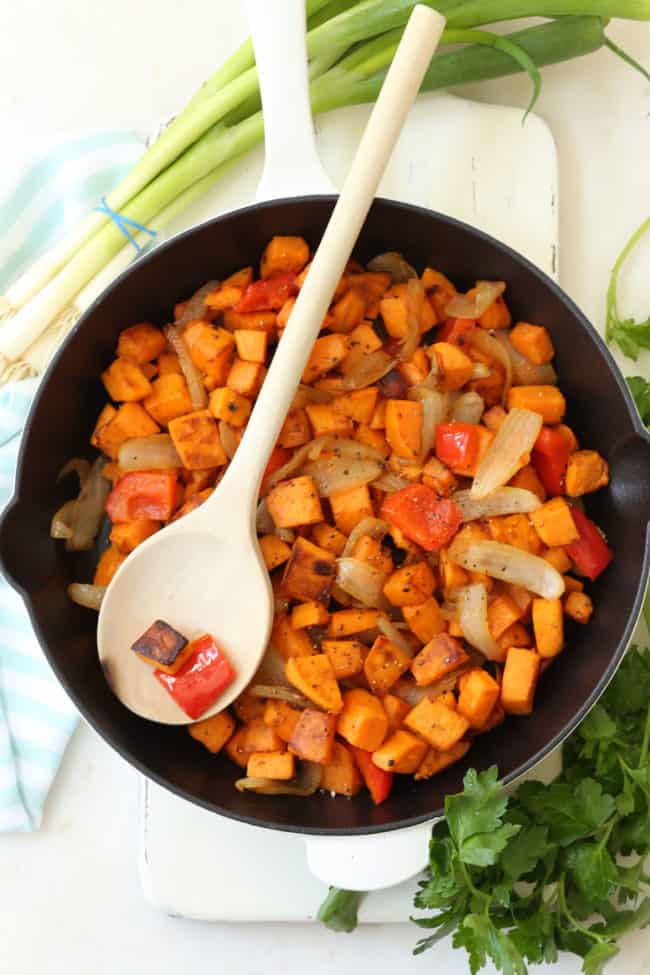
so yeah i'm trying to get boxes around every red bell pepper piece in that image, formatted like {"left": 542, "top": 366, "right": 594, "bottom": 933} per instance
{"left": 106, "top": 471, "right": 180, "bottom": 523}
{"left": 260, "top": 445, "right": 292, "bottom": 494}
{"left": 531, "top": 426, "right": 570, "bottom": 496}
{"left": 435, "top": 422, "right": 480, "bottom": 474}
{"left": 566, "top": 508, "right": 613, "bottom": 581}
{"left": 155, "top": 634, "right": 235, "bottom": 720}
{"left": 351, "top": 747, "right": 393, "bottom": 805}
{"left": 436, "top": 318, "right": 477, "bottom": 346}
{"left": 381, "top": 483, "right": 463, "bottom": 552}
{"left": 234, "top": 273, "right": 297, "bottom": 313}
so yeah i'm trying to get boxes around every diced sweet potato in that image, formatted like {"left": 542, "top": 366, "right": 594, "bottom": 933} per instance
{"left": 225, "top": 720, "right": 282, "bottom": 768}
{"left": 204, "top": 284, "right": 243, "bottom": 313}
{"left": 532, "top": 598, "right": 564, "bottom": 658}
{"left": 397, "top": 348, "right": 430, "bottom": 387}
{"left": 564, "top": 575, "right": 584, "bottom": 593}
{"left": 411, "top": 633, "right": 469, "bottom": 687}
{"left": 312, "top": 522, "right": 347, "bottom": 556}
{"left": 288, "top": 707, "right": 337, "bottom": 764}
{"left": 370, "top": 398, "right": 387, "bottom": 430}
{"left": 109, "top": 519, "right": 160, "bottom": 554}
{"left": 223, "top": 309, "right": 276, "bottom": 333}
{"left": 281, "top": 536, "right": 336, "bottom": 602}
{"left": 260, "top": 236, "right": 309, "bottom": 278}
{"left": 405, "top": 697, "right": 469, "bottom": 751}
{"left": 530, "top": 497, "right": 578, "bottom": 547}
{"left": 327, "top": 287, "right": 365, "bottom": 334}
{"left": 457, "top": 668, "right": 500, "bottom": 729}
{"left": 564, "top": 590, "right": 593, "bottom": 623}
{"left": 168, "top": 409, "right": 227, "bottom": 469}
{"left": 353, "top": 535, "right": 393, "bottom": 576}
{"left": 432, "top": 342, "right": 473, "bottom": 391}
{"left": 93, "top": 545, "right": 125, "bottom": 586}
{"left": 501, "top": 647, "right": 541, "bottom": 715}
{"left": 278, "top": 409, "right": 311, "bottom": 449}
{"left": 267, "top": 476, "right": 323, "bottom": 529}
{"left": 96, "top": 403, "right": 159, "bottom": 459}
{"left": 438, "top": 550, "right": 469, "bottom": 594}
{"left": 144, "top": 373, "right": 193, "bottom": 425}
{"left": 341, "top": 323, "right": 383, "bottom": 374}
{"left": 329, "top": 484, "right": 374, "bottom": 536}
{"left": 321, "top": 741, "right": 363, "bottom": 796}
{"left": 498, "top": 622, "right": 532, "bottom": 652}
{"left": 328, "top": 608, "right": 379, "bottom": 637}
{"left": 285, "top": 654, "right": 343, "bottom": 713}
{"left": 263, "top": 700, "right": 301, "bottom": 742}
{"left": 246, "top": 750, "right": 295, "bottom": 780}
{"left": 227, "top": 359, "right": 265, "bottom": 397}
{"left": 422, "top": 456, "right": 458, "bottom": 496}
{"left": 356, "top": 424, "right": 390, "bottom": 458}
{"left": 188, "top": 710, "right": 236, "bottom": 753}
{"left": 117, "top": 323, "right": 166, "bottom": 363}
{"left": 259, "top": 534, "right": 292, "bottom": 571}
{"left": 364, "top": 636, "right": 411, "bottom": 695}
{"left": 102, "top": 357, "right": 151, "bottom": 402}
{"left": 565, "top": 450, "right": 609, "bottom": 497}
{"left": 184, "top": 322, "right": 235, "bottom": 382}
{"left": 337, "top": 688, "right": 388, "bottom": 751}
{"left": 379, "top": 287, "right": 435, "bottom": 340}
{"left": 208, "top": 386, "right": 251, "bottom": 428}
{"left": 291, "top": 601, "right": 329, "bottom": 629}
{"left": 382, "top": 693, "right": 411, "bottom": 731}
{"left": 302, "top": 335, "right": 349, "bottom": 384}
{"left": 332, "top": 387, "right": 378, "bottom": 424}
{"left": 403, "top": 598, "right": 446, "bottom": 643}
{"left": 222, "top": 266, "right": 254, "bottom": 290}
{"left": 507, "top": 386, "right": 566, "bottom": 424}
{"left": 487, "top": 594, "right": 522, "bottom": 639}
{"left": 232, "top": 692, "right": 266, "bottom": 723}
{"left": 234, "top": 328, "right": 267, "bottom": 364}
{"left": 415, "top": 740, "right": 471, "bottom": 780}
{"left": 322, "top": 639, "right": 364, "bottom": 679}
{"left": 91, "top": 403, "right": 117, "bottom": 450}
{"left": 385, "top": 399, "right": 422, "bottom": 459}
{"left": 542, "top": 546, "right": 572, "bottom": 574}
{"left": 509, "top": 322, "right": 555, "bottom": 364}
{"left": 488, "top": 514, "right": 541, "bottom": 554}
{"left": 158, "top": 352, "right": 181, "bottom": 376}
{"left": 271, "top": 613, "right": 314, "bottom": 659}
{"left": 305, "top": 403, "right": 353, "bottom": 437}
{"left": 383, "top": 561, "right": 436, "bottom": 607}
{"left": 131, "top": 618, "right": 189, "bottom": 674}
{"left": 479, "top": 294, "right": 511, "bottom": 329}
{"left": 372, "top": 729, "right": 428, "bottom": 773}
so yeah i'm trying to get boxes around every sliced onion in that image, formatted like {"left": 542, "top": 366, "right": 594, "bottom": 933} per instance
{"left": 50, "top": 500, "right": 77, "bottom": 539}
{"left": 330, "top": 581, "right": 355, "bottom": 607}
{"left": 164, "top": 323, "right": 208, "bottom": 410}
{"left": 471, "top": 362, "right": 491, "bottom": 380}
{"left": 275, "top": 527, "right": 295, "bottom": 543}
{"left": 373, "top": 472, "right": 412, "bottom": 493}
{"left": 450, "top": 540, "right": 565, "bottom": 599}
{"left": 293, "top": 383, "right": 333, "bottom": 406}
{"left": 264, "top": 436, "right": 330, "bottom": 491}
{"left": 454, "top": 486, "right": 542, "bottom": 522}
{"left": 342, "top": 517, "right": 389, "bottom": 559}
{"left": 367, "top": 251, "right": 417, "bottom": 283}
{"left": 67, "top": 583, "right": 106, "bottom": 610}
{"left": 400, "top": 278, "right": 425, "bottom": 362}
{"left": 469, "top": 328, "right": 513, "bottom": 403}
{"left": 235, "top": 761, "right": 322, "bottom": 796}
{"left": 218, "top": 421, "right": 238, "bottom": 460}
{"left": 303, "top": 455, "right": 383, "bottom": 497}
{"left": 254, "top": 646, "right": 290, "bottom": 686}
{"left": 341, "top": 350, "right": 396, "bottom": 390}
{"left": 175, "top": 279, "right": 220, "bottom": 327}
{"left": 118, "top": 434, "right": 182, "bottom": 472}
{"left": 457, "top": 584, "right": 503, "bottom": 661}
{"left": 65, "top": 458, "right": 110, "bottom": 552}
{"left": 471, "top": 408, "right": 542, "bottom": 499}
{"left": 248, "top": 684, "right": 310, "bottom": 707}
{"left": 58, "top": 458, "right": 90, "bottom": 485}
{"left": 376, "top": 615, "right": 415, "bottom": 657}
{"left": 256, "top": 499, "right": 275, "bottom": 534}
{"left": 408, "top": 387, "right": 447, "bottom": 459}
{"left": 445, "top": 280, "right": 506, "bottom": 319}
{"left": 451, "top": 392, "right": 484, "bottom": 425}
{"left": 392, "top": 671, "right": 465, "bottom": 706}
{"left": 493, "top": 331, "right": 558, "bottom": 386}
{"left": 336, "top": 558, "right": 390, "bottom": 610}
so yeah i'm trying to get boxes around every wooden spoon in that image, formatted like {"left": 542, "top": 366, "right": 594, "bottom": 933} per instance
{"left": 97, "top": 4, "right": 446, "bottom": 724}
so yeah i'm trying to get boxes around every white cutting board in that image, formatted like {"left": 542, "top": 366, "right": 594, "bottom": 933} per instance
{"left": 140, "top": 90, "right": 559, "bottom": 922}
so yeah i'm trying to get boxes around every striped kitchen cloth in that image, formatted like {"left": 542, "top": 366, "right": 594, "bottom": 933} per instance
{"left": 0, "top": 130, "right": 144, "bottom": 831}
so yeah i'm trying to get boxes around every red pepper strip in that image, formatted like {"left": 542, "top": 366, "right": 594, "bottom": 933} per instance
{"left": 234, "top": 273, "right": 297, "bottom": 313}
{"left": 381, "top": 484, "right": 463, "bottom": 552}
{"left": 351, "top": 747, "right": 393, "bottom": 805}
{"left": 106, "top": 471, "right": 180, "bottom": 523}
{"left": 435, "top": 422, "right": 480, "bottom": 475}
{"left": 566, "top": 508, "right": 613, "bottom": 582}
{"left": 531, "top": 426, "right": 571, "bottom": 496}
{"left": 260, "top": 445, "right": 292, "bottom": 495}
{"left": 436, "top": 318, "right": 477, "bottom": 346}
{"left": 155, "top": 634, "right": 235, "bottom": 720}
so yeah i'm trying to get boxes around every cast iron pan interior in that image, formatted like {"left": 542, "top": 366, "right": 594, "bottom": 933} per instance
{"left": 2, "top": 197, "right": 650, "bottom": 834}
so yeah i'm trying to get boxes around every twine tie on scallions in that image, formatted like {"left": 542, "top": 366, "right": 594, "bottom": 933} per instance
{"left": 94, "top": 197, "right": 157, "bottom": 255}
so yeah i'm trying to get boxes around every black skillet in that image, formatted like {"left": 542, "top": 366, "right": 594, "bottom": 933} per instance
{"left": 1, "top": 196, "right": 649, "bottom": 835}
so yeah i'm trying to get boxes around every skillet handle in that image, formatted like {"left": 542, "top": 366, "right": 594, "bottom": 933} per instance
{"left": 610, "top": 430, "right": 650, "bottom": 525}
{"left": 304, "top": 822, "right": 432, "bottom": 892}
{"left": 245, "top": 0, "right": 336, "bottom": 200}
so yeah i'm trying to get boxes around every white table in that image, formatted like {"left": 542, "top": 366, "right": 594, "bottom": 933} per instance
{"left": 0, "top": 4, "right": 649, "bottom": 974}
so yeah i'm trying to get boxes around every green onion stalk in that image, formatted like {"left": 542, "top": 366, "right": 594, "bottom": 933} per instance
{"left": 0, "top": 0, "right": 648, "bottom": 383}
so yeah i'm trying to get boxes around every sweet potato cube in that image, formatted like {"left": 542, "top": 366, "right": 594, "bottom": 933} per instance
{"left": 266, "top": 476, "right": 323, "bottom": 528}
{"left": 507, "top": 385, "right": 566, "bottom": 424}
{"left": 225, "top": 719, "right": 282, "bottom": 768}
{"left": 234, "top": 328, "right": 267, "bottom": 364}
{"left": 432, "top": 342, "right": 474, "bottom": 391}
{"left": 285, "top": 654, "right": 343, "bottom": 713}
{"left": 479, "top": 294, "right": 511, "bottom": 329}
{"left": 93, "top": 545, "right": 125, "bottom": 586}
{"left": 332, "top": 386, "right": 378, "bottom": 424}
{"left": 247, "top": 750, "right": 295, "bottom": 780}
{"left": 403, "top": 597, "right": 446, "bottom": 643}
{"left": 404, "top": 697, "right": 469, "bottom": 751}
{"left": 278, "top": 409, "right": 311, "bottom": 448}
{"left": 498, "top": 622, "right": 533, "bottom": 652}
{"left": 291, "top": 601, "right": 329, "bottom": 630}
{"left": 487, "top": 594, "right": 522, "bottom": 639}
{"left": 312, "top": 522, "right": 347, "bottom": 556}
{"left": 364, "top": 636, "right": 411, "bottom": 695}
{"left": 509, "top": 322, "right": 554, "bottom": 365}
{"left": 117, "top": 322, "right": 166, "bottom": 363}
{"left": 131, "top": 619, "right": 191, "bottom": 674}
{"left": 565, "top": 450, "right": 609, "bottom": 497}
{"left": 304, "top": 403, "right": 353, "bottom": 437}
{"left": 222, "top": 266, "right": 254, "bottom": 290}
{"left": 488, "top": 514, "right": 541, "bottom": 554}
{"left": 184, "top": 322, "right": 235, "bottom": 382}
{"left": 530, "top": 497, "right": 578, "bottom": 547}
{"left": 379, "top": 286, "right": 435, "bottom": 339}
{"left": 270, "top": 613, "right": 314, "bottom": 658}
{"left": 382, "top": 694, "right": 411, "bottom": 731}
{"left": 501, "top": 647, "right": 540, "bottom": 715}
{"left": 208, "top": 386, "right": 251, "bottom": 428}
{"left": 157, "top": 352, "right": 181, "bottom": 376}
{"left": 168, "top": 409, "right": 227, "bottom": 469}
{"left": 330, "top": 287, "right": 366, "bottom": 333}
{"left": 532, "top": 598, "right": 564, "bottom": 658}
{"left": 260, "top": 236, "right": 309, "bottom": 278}
{"left": 109, "top": 519, "right": 160, "bottom": 554}
{"left": 281, "top": 537, "right": 336, "bottom": 602}
{"left": 91, "top": 403, "right": 117, "bottom": 452}
{"left": 457, "top": 668, "right": 500, "bottom": 728}
{"left": 259, "top": 534, "right": 292, "bottom": 571}
{"left": 322, "top": 639, "right": 364, "bottom": 679}
{"left": 328, "top": 608, "right": 379, "bottom": 637}
{"left": 226, "top": 361, "right": 265, "bottom": 402}
{"left": 321, "top": 741, "right": 363, "bottom": 796}
{"left": 329, "top": 484, "right": 374, "bottom": 535}
{"left": 415, "top": 740, "right": 471, "bottom": 780}
{"left": 188, "top": 710, "right": 236, "bottom": 754}
{"left": 356, "top": 425, "right": 391, "bottom": 458}
{"left": 385, "top": 399, "right": 422, "bottom": 459}
{"left": 383, "top": 561, "right": 436, "bottom": 607}
{"left": 509, "top": 463, "right": 546, "bottom": 501}
{"left": 353, "top": 535, "right": 393, "bottom": 576}
{"left": 370, "top": 398, "right": 387, "bottom": 429}
{"left": 264, "top": 700, "right": 301, "bottom": 742}
{"left": 203, "top": 284, "right": 243, "bottom": 313}
{"left": 144, "top": 373, "right": 193, "bottom": 425}
{"left": 223, "top": 310, "right": 277, "bottom": 333}
{"left": 564, "top": 590, "right": 593, "bottom": 623}
{"left": 411, "top": 633, "right": 468, "bottom": 687}
{"left": 288, "top": 708, "right": 337, "bottom": 764}
{"left": 337, "top": 688, "right": 388, "bottom": 751}
{"left": 232, "top": 692, "right": 266, "bottom": 723}
{"left": 372, "top": 729, "right": 428, "bottom": 774}
{"left": 102, "top": 357, "right": 151, "bottom": 402}
{"left": 542, "top": 546, "right": 572, "bottom": 574}
{"left": 302, "top": 334, "right": 349, "bottom": 384}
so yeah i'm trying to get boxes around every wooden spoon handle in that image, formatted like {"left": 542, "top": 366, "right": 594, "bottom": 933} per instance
{"left": 221, "top": 5, "right": 446, "bottom": 506}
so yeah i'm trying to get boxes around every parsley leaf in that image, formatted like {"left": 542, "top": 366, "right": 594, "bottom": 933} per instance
{"left": 605, "top": 216, "right": 650, "bottom": 360}
{"left": 581, "top": 943, "right": 620, "bottom": 975}
{"left": 567, "top": 842, "right": 619, "bottom": 906}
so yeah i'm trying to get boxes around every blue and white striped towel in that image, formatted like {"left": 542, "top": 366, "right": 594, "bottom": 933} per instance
{"left": 0, "top": 131, "right": 144, "bottom": 831}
